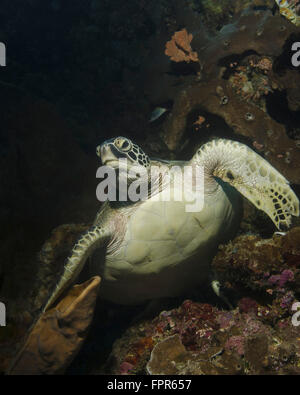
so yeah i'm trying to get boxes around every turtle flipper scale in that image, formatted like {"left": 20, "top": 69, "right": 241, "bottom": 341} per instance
{"left": 43, "top": 225, "right": 111, "bottom": 312}
{"left": 194, "top": 139, "right": 299, "bottom": 231}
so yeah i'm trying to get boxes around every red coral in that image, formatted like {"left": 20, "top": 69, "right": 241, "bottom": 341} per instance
{"left": 238, "top": 298, "right": 258, "bottom": 315}
{"left": 165, "top": 29, "right": 199, "bottom": 63}
{"left": 124, "top": 337, "right": 154, "bottom": 366}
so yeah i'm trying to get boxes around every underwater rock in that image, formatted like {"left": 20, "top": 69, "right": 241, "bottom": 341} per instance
{"left": 145, "top": 331, "right": 244, "bottom": 375}
{"left": 146, "top": 334, "right": 189, "bottom": 375}
{"left": 195, "top": 0, "right": 275, "bottom": 29}
{"left": 139, "top": 6, "right": 300, "bottom": 184}
{"left": 162, "top": 76, "right": 300, "bottom": 184}
{"left": 8, "top": 276, "right": 101, "bottom": 375}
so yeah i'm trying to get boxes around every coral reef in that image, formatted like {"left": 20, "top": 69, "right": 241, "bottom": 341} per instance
{"left": 228, "top": 56, "right": 273, "bottom": 110}
{"left": 212, "top": 226, "right": 300, "bottom": 325}
{"left": 101, "top": 227, "right": 300, "bottom": 375}
{"left": 104, "top": 297, "right": 300, "bottom": 375}
{"left": 275, "top": 0, "right": 300, "bottom": 26}
{"left": 141, "top": 4, "right": 300, "bottom": 183}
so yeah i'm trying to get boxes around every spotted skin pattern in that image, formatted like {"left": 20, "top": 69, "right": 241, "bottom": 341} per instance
{"left": 96, "top": 137, "right": 150, "bottom": 168}
{"left": 195, "top": 139, "right": 299, "bottom": 231}
{"left": 43, "top": 224, "right": 111, "bottom": 311}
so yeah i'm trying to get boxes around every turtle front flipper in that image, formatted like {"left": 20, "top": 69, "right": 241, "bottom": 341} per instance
{"left": 193, "top": 139, "right": 299, "bottom": 231}
{"left": 43, "top": 224, "right": 111, "bottom": 312}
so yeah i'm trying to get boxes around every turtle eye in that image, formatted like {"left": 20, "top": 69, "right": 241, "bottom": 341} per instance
{"left": 115, "top": 138, "right": 123, "bottom": 149}
{"left": 121, "top": 140, "right": 131, "bottom": 151}
{"left": 115, "top": 138, "right": 131, "bottom": 152}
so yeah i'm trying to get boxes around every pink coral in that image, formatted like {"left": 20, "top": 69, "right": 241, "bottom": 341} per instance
{"left": 120, "top": 361, "right": 134, "bottom": 375}
{"left": 225, "top": 336, "right": 245, "bottom": 356}
{"left": 268, "top": 269, "right": 294, "bottom": 287}
{"left": 279, "top": 270, "right": 294, "bottom": 287}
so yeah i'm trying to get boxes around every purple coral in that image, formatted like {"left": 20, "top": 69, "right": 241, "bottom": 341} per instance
{"left": 217, "top": 311, "right": 235, "bottom": 330}
{"left": 268, "top": 274, "right": 280, "bottom": 285}
{"left": 279, "top": 291, "right": 295, "bottom": 309}
{"left": 268, "top": 270, "right": 294, "bottom": 287}
{"left": 279, "top": 270, "right": 294, "bottom": 287}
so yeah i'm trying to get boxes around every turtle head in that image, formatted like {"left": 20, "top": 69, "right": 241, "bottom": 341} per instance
{"left": 96, "top": 137, "right": 150, "bottom": 170}
{"left": 96, "top": 137, "right": 151, "bottom": 200}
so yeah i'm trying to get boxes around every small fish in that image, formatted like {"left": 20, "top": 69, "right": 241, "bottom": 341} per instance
{"left": 275, "top": 0, "right": 300, "bottom": 26}
{"left": 149, "top": 107, "right": 167, "bottom": 122}
{"left": 210, "top": 349, "right": 224, "bottom": 360}
{"left": 274, "top": 231, "right": 287, "bottom": 236}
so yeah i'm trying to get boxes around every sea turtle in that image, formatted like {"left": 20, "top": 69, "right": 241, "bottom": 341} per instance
{"left": 43, "top": 137, "right": 299, "bottom": 310}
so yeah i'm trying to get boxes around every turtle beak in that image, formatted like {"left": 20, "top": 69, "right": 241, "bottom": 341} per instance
{"left": 97, "top": 143, "right": 119, "bottom": 167}
{"left": 96, "top": 145, "right": 101, "bottom": 159}
{"left": 96, "top": 144, "right": 110, "bottom": 164}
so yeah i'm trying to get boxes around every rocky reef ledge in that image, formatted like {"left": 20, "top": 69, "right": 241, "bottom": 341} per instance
{"left": 100, "top": 228, "right": 300, "bottom": 375}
